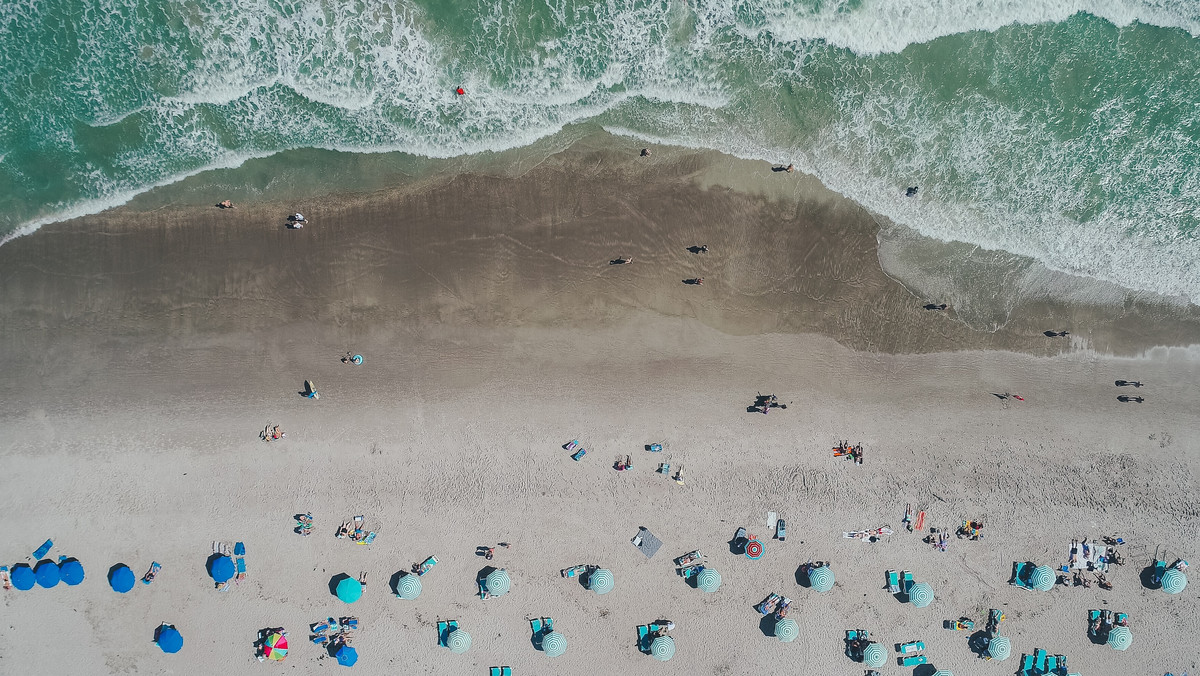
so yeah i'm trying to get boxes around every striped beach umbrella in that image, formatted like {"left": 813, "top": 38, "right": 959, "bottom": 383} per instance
{"left": 486, "top": 569, "right": 511, "bottom": 597}
{"left": 775, "top": 618, "right": 799, "bottom": 643}
{"left": 35, "top": 561, "right": 60, "bottom": 588}
{"left": 987, "top": 635, "right": 1011, "bottom": 661}
{"left": 1030, "top": 565, "right": 1055, "bottom": 591}
{"left": 1161, "top": 568, "right": 1187, "bottom": 594}
{"left": 263, "top": 632, "right": 288, "bottom": 661}
{"left": 335, "top": 645, "right": 358, "bottom": 666}
{"left": 209, "top": 556, "right": 235, "bottom": 583}
{"left": 447, "top": 629, "right": 472, "bottom": 654}
{"left": 10, "top": 564, "right": 35, "bottom": 591}
{"left": 745, "top": 539, "right": 763, "bottom": 559}
{"left": 933, "top": 671, "right": 953, "bottom": 676}
{"left": 395, "top": 573, "right": 422, "bottom": 600}
{"left": 542, "top": 630, "right": 567, "bottom": 657}
{"left": 60, "top": 559, "right": 85, "bottom": 586}
{"left": 336, "top": 577, "right": 363, "bottom": 603}
{"left": 1107, "top": 626, "right": 1132, "bottom": 651}
{"left": 908, "top": 582, "right": 934, "bottom": 608}
{"left": 588, "top": 568, "right": 614, "bottom": 595}
{"left": 109, "top": 565, "right": 136, "bottom": 593}
{"left": 809, "top": 566, "right": 834, "bottom": 592}
{"left": 862, "top": 642, "right": 886, "bottom": 668}
{"left": 696, "top": 568, "right": 721, "bottom": 592}
{"left": 156, "top": 626, "right": 183, "bottom": 654}
{"left": 650, "top": 635, "right": 675, "bottom": 661}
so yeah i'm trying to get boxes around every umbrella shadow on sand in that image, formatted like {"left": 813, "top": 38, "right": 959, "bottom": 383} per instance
{"left": 758, "top": 615, "right": 775, "bottom": 637}
{"left": 329, "top": 573, "right": 351, "bottom": 597}
{"left": 388, "top": 571, "right": 405, "bottom": 595}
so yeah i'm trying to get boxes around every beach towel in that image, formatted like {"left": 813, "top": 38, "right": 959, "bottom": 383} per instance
{"left": 631, "top": 528, "right": 662, "bottom": 559}
{"left": 32, "top": 539, "right": 54, "bottom": 560}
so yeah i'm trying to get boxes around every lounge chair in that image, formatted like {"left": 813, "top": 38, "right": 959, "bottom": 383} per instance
{"left": 1047, "top": 655, "right": 1058, "bottom": 672}
{"left": 776, "top": 519, "right": 786, "bottom": 541}
{"left": 414, "top": 556, "right": 438, "bottom": 576}
{"left": 674, "top": 550, "right": 703, "bottom": 567}
{"left": 571, "top": 448, "right": 586, "bottom": 461}
{"left": 1035, "top": 648, "right": 1047, "bottom": 672}
{"left": 341, "top": 617, "right": 358, "bottom": 629}
{"left": 437, "top": 620, "right": 458, "bottom": 647}
{"left": 898, "top": 640, "right": 925, "bottom": 654}
{"left": 901, "top": 570, "right": 914, "bottom": 594}
{"left": 1153, "top": 558, "right": 1166, "bottom": 584}
{"left": 756, "top": 593, "right": 781, "bottom": 615}
{"left": 1088, "top": 609, "right": 1102, "bottom": 637}
{"left": 1011, "top": 561, "right": 1032, "bottom": 589}
{"left": 142, "top": 562, "right": 160, "bottom": 585}
{"left": 1020, "top": 654, "right": 1034, "bottom": 673}
{"left": 899, "top": 655, "right": 927, "bottom": 667}
{"left": 356, "top": 532, "right": 377, "bottom": 545}
{"left": 490, "top": 668, "right": 512, "bottom": 676}
{"left": 1115, "top": 612, "right": 1128, "bottom": 625}
{"left": 680, "top": 564, "right": 704, "bottom": 579}
{"left": 562, "top": 565, "right": 588, "bottom": 578}
{"left": 886, "top": 570, "right": 900, "bottom": 593}
{"left": 636, "top": 623, "right": 662, "bottom": 652}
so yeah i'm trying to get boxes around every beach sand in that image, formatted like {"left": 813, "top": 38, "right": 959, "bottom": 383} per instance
{"left": 1, "top": 141, "right": 1197, "bottom": 675}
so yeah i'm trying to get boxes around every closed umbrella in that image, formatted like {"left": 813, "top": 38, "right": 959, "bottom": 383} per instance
{"left": 11, "top": 564, "right": 35, "bottom": 591}
{"left": 542, "top": 630, "right": 567, "bottom": 657}
{"left": 1107, "top": 626, "right": 1132, "bottom": 651}
{"left": 862, "top": 642, "right": 886, "bottom": 668}
{"left": 395, "top": 573, "right": 422, "bottom": 600}
{"left": 109, "top": 565, "right": 136, "bottom": 593}
{"left": 809, "top": 566, "right": 834, "bottom": 592}
{"left": 336, "top": 577, "right": 363, "bottom": 603}
{"left": 446, "top": 629, "right": 472, "bottom": 654}
{"left": 650, "top": 635, "right": 675, "bottom": 661}
{"left": 60, "top": 560, "right": 85, "bottom": 586}
{"left": 775, "top": 618, "right": 799, "bottom": 643}
{"left": 35, "top": 561, "right": 60, "bottom": 588}
{"left": 1161, "top": 568, "right": 1187, "bottom": 594}
{"left": 987, "top": 635, "right": 1011, "bottom": 661}
{"left": 485, "top": 569, "right": 511, "bottom": 597}
{"left": 696, "top": 568, "right": 721, "bottom": 592}
{"left": 908, "top": 582, "right": 934, "bottom": 608}
{"left": 588, "top": 569, "right": 614, "bottom": 595}
{"left": 209, "top": 556, "right": 235, "bottom": 583}
{"left": 263, "top": 632, "right": 288, "bottom": 661}
{"left": 336, "top": 645, "right": 358, "bottom": 666}
{"left": 1030, "top": 565, "right": 1055, "bottom": 592}
{"left": 156, "top": 626, "right": 183, "bottom": 653}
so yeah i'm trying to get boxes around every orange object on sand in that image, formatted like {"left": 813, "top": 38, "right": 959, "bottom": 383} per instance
{"left": 914, "top": 511, "right": 926, "bottom": 531}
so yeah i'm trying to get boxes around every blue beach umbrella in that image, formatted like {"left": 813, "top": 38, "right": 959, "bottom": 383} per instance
{"left": 35, "top": 561, "right": 60, "bottom": 588}
{"left": 336, "top": 645, "right": 358, "bottom": 666}
{"left": 11, "top": 564, "right": 36, "bottom": 591}
{"left": 209, "top": 556, "right": 235, "bottom": 583}
{"left": 60, "top": 559, "right": 85, "bottom": 586}
{"left": 156, "top": 626, "right": 184, "bottom": 653}
{"left": 809, "top": 566, "right": 834, "bottom": 593}
{"left": 109, "top": 565, "right": 136, "bottom": 593}
{"left": 336, "top": 577, "right": 363, "bottom": 603}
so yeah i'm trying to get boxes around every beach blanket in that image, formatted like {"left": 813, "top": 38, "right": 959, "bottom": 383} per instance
{"left": 1069, "top": 542, "right": 1109, "bottom": 572}
{"left": 631, "top": 528, "right": 663, "bottom": 559}
{"left": 843, "top": 526, "right": 895, "bottom": 541}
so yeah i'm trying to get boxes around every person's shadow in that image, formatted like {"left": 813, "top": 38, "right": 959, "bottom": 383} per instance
{"left": 686, "top": 246, "right": 708, "bottom": 254}
{"left": 770, "top": 166, "right": 789, "bottom": 172}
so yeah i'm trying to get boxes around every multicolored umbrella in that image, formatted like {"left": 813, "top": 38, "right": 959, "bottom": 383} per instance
{"left": 809, "top": 566, "right": 834, "bottom": 593}
{"left": 209, "top": 556, "right": 235, "bottom": 583}
{"left": 109, "top": 565, "right": 136, "bottom": 593}
{"left": 650, "top": 635, "right": 675, "bottom": 661}
{"left": 10, "top": 564, "right": 35, "bottom": 591}
{"left": 447, "top": 629, "right": 472, "bottom": 654}
{"left": 696, "top": 568, "right": 721, "bottom": 592}
{"left": 987, "top": 635, "right": 1011, "bottom": 661}
{"left": 336, "top": 577, "right": 363, "bottom": 603}
{"left": 908, "top": 582, "right": 934, "bottom": 608}
{"left": 35, "top": 561, "right": 60, "bottom": 588}
{"left": 263, "top": 633, "right": 288, "bottom": 660}
{"left": 745, "top": 539, "right": 763, "bottom": 559}
{"left": 335, "top": 645, "right": 358, "bottom": 666}
{"left": 60, "top": 559, "right": 85, "bottom": 586}
{"left": 156, "top": 626, "right": 183, "bottom": 653}
{"left": 542, "top": 630, "right": 567, "bottom": 657}
{"left": 1030, "top": 565, "right": 1055, "bottom": 592}
{"left": 1107, "top": 626, "right": 1132, "bottom": 651}
{"left": 862, "top": 642, "right": 886, "bottom": 668}
{"left": 588, "top": 569, "right": 614, "bottom": 595}
{"left": 775, "top": 618, "right": 799, "bottom": 643}
{"left": 1161, "top": 568, "right": 1187, "bottom": 594}
{"left": 485, "top": 569, "right": 511, "bottom": 597}
{"left": 395, "top": 573, "right": 422, "bottom": 600}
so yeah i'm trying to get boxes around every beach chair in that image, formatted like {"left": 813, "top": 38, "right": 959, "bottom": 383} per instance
{"left": 1153, "top": 558, "right": 1166, "bottom": 584}
{"left": 899, "top": 655, "right": 927, "bottom": 667}
{"left": 340, "top": 617, "right": 358, "bottom": 629}
{"left": 437, "top": 620, "right": 458, "bottom": 647}
{"left": 1047, "top": 655, "right": 1058, "bottom": 672}
{"left": 357, "top": 532, "right": 377, "bottom": 545}
{"left": 756, "top": 593, "right": 781, "bottom": 615}
{"left": 1035, "top": 648, "right": 1047, "bottom": 672}
{"left": 674, "top": 550, "right": 703, "bottom": 567}
{"left": 563, "top": 439, "right": 578, "bottom": 450}
{"left": 415, "top": 555, "right": 438, "bottom": 576}
{"left": 636, "top": 624, "right": 662, "bottom": 652}
{"left": 776, "top": 519, "right": 786, "bottom": 541}
{"left": 898, "top": 640, "right": 925, "bottom": 654}
{"left": 1011, "top": 561, "right": 1032, "bottom": 589}
{"left": 649, "top": 443, "right": 662, "bottom": 452}
{"left": 901, "top": 570, "right": 914, "bottom": 594}
{"left": 571, "top": 448, "right": 586, "bottom": 461}
{"left": 680, "top": 564, "right": 704, "bottom": 579}
{"left": 1020, "top": 654, "right": 1034, "bottom": 673}
{"left": 490, "top": 668, "right": 512, "bottom": 676}
{"left": 886, "top": 570, "right": 900, "bottom": 593}
{"left": 142, "top": 562, "right": 161, "bottom": 585}
{"left": 1115, "top": 612, "right": 1128, "bottom": 625}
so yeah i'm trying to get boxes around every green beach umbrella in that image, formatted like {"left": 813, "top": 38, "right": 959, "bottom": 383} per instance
{"left": 336, "top": 577, "right": 363, "bottom": 603}
{"left": 987, "top": 635, "right": 1011, "bottom": 661}
{"left": 485, "top": 569, "right": 511, "bottom": 597}
{"left": 809, "top": 566, "right": 834, "bottom": 593}
{"left": 696, "top": 568, "right": 721, "bottom": 592}
{"left": 446, "top": 628, "right": 472, "bottom": 654}
{"left": 774, "top": 618, "right": 799, "bottom": 643}
{"left": 862, "top": 642, "right": 887, "bottom": 668}
{"left": 542, "top": 630, "right": 567, "bottom": 657}
{"left": 650, "top": 635, "right": 675, "bottom": 661}
{"left": 588, "top": 568, "right": 614, "bottom": 595}
{"left": 1107, "top": 626, "right": 1132, "bottom": 651}
{"left": 908, "top": 582, "right": 934, "bottom": 608}
{"left": 933, "top": 671, "right": 953, "bottom": 676}
{"left": 1161, "top": 568, "right": 1187, "bottom": 594}
{"left": 1030, "top": 565, "right": 1055, "bottom": 591}
{"left": 395, "top": 573, "right": 422, "bottom": 600}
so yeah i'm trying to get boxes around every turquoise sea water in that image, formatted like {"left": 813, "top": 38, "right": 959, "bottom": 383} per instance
{"left": 2, "top": 1, "right": 1199, "bottom": 301}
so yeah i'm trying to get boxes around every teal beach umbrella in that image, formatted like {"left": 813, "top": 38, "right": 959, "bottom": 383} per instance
{"left": 1161, "top": 568, "right": 1187, "bottom": 594}
{"left": 395, "top": 573, "right": 422, "bottom": 600}
{"left": 336, "top": 577, "right": 363, "bottom": 603}
{"left": 542, "top": 630, "right": 567, "bottom": 657}
{"left": 1030, "top": 565, "right": 1055, "bottom": 591}
{"left": 588, "top": 568, "right": 614, "bottom": 595}
{"left": 809, "top": 566, "right": 834, "bottom": 592}
{"left": 908, "top": 582, "right": 934, "bottom": 608}
{"left": 650, "top": 635, "right": 675, "bottom": 661}
{"left": 485, "top": 569, "right": 511, "bottom": 596}
{"left": 988, "top": 635, "right": 1011, "bottom": 661}
{"left": 447, "top": 628, "right": 472, "bottom": 654}
{"left": 1107, "top": 626, "right": 1132, "bottom": 651}
{"left": 775, "top": 618, "right": 799, "bottom": 642}
{"left": 696, "top": 568, "right": 721, "bottom": 592}
{"left": 862, "top": 642, "right": 886, "bottom": 668}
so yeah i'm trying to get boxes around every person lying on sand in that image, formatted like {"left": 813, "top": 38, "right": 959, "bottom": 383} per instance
{"left": 217, "top": 200, "right": 235, "bottom": 209}
{"left": 336, "top": 521, "right": 352, "bottom": 539}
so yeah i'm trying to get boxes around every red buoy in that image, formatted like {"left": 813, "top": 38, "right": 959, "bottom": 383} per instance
{"left": 455, "top": 87, "right": 465, "bottom": 95}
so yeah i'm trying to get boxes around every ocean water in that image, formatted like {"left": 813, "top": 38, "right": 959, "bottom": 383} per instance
{"left": 2, "top": 0, "right": 1199, "bottom": 303}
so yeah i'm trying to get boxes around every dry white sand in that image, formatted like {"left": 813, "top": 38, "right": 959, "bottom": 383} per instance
{"left": 1, "top": 315, "right": 1197, "bottom": 675}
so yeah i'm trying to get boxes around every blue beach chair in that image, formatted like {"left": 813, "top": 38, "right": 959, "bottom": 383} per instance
{"left": 437, "top": 620, "right": 458, "bottom": 647}
{"left": 1035, "top": 648, "right": 1047, "bottom": 672}
{"left": 901, "top": 570, "right": 914, "bottom": 594}
{"left": 1011, "top": 561, "right": 1033, "bottom": 589}
{"left": 886, "top": 570, "right": 900, "bottom": 593}
{"left": 490, "top": 668, "right": 512, "bottom": 676}
{"left": 571, "top": 448, "right": 586, "bottom": 461}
